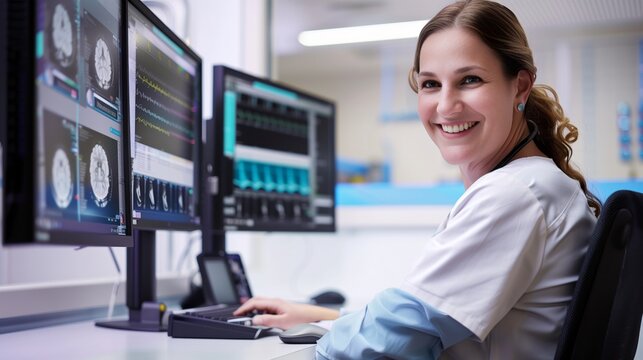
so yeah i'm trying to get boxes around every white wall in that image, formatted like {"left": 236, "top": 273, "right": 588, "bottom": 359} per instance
{"left": 532, "top": 32, "right": 643, "bottom": 180}
{"left": 187, "top": 0, "right": 268, "bottom": 121}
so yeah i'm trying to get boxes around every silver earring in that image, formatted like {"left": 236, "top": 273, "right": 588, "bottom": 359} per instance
{"left": 517, "top": 103, "right": 525, "bottom": 112}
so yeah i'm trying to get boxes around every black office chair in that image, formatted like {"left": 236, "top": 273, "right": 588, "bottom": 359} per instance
{"left": 555, "top": 190, "right": 643, "bottom": 360}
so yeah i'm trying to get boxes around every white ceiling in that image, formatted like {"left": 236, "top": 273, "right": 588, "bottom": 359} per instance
{"left": 272, "top": 0, "right": 643, "bottom": 77}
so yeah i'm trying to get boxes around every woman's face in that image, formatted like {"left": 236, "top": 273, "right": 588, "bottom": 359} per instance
{"left": 416, "top": 27, "right": 521, "bottom": 172}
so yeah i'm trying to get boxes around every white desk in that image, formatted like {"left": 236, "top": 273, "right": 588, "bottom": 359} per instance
{"left": 0, "top": 321, "right": 316, "bottom": 360}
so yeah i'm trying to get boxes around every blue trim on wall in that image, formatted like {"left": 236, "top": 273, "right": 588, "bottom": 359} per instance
{"left": 337, "top": 158, "right": 369, "bottom": 174}
{"left": 337, "top": 182, "right": 465, "bottom": 206}
{"left": 588, "top": 180, "right": 643, "bottom": 203}
{"left": 337, "top": 180, "right": 643, "bottom": 206}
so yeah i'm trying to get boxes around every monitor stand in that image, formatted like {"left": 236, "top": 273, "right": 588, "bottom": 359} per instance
{"left": 202, "top": 228, "right": 226, "bottom": 256}
{"left": 95, "top": 230, "right": 166, "bottom": 331}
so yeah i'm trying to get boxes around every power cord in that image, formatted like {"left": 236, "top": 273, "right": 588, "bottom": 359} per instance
{"left": 106, "top": 247, "right": 122, "bottom": 320}
{"left": 175, "top": 230, "right": 200, "bottom": 274}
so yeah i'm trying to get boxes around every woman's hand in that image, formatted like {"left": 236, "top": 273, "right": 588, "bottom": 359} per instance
{"left": 233, "top": 297, "right": 340, "bottom": 329}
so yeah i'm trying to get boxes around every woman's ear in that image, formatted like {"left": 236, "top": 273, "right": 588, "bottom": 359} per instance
{"left": 515, "top": 69, "right": 534, "bottom": 104}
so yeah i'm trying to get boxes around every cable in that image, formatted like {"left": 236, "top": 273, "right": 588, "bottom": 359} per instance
{"left": 175, "top": 230, "right": 200, "bottom": 273}
{"left": 106, "top": 247, "right": 122, "bottom": 320}
{"left": 108, "top": 246, "right": 122, "bottom": 274}
{"left": 492, "top": 119, "right": 539, "bottom": 171}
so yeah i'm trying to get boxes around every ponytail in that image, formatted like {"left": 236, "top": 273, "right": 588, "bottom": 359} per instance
{"left": 526, "top": 85, "right": 601, "bottom": 216}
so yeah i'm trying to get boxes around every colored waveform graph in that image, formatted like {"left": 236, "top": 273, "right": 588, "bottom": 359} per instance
{"left": 263, "top": 163, "right": 276, "bottom": 192}
{"left": 137, "top": 72, "right": 191, "bottom": 110}
{"left": 135, "top": 104, "right": 194, "bottom": 137}
{"left": 234, "top": 160, "right": 310, "bottom": 196}
{"left": 136, "top": 116, "right": 170, "bottom": 136}
{"left": 136, "top": 88, "right": 193, "bottom": 123}
{"left": 236, "top": 108, "right": 308, "bottom": 136}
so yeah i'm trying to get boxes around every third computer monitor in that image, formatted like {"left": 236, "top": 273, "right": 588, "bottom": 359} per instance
{"left": 209, "top": 65, "right": 336, "bottom": 232}
{"left": 127, "top": 0, "right": 201, "bottom": 231}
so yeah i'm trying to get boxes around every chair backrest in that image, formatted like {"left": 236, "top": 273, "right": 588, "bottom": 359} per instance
{"left": 555, "top": 190, "right": 643, "bottom": 360}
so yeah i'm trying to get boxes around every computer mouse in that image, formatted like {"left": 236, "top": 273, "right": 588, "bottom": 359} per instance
{"left": 279, "top": 323, "right": 329, "bottom": 344}
{"left": 310, "top": 290, "right": 346, "bottom": 305}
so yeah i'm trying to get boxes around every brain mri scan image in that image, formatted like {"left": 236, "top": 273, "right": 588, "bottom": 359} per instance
{"left": 44, "top": 0, "right": 79, "bottom": 85}
{"left": 89, "top": 143, "right": 111, "bottom": 208}
{"left": 51, "top": 3, "right": 74, "bottom": 68}
{"left": 43, "top": 109, "right": 78, "bottom": 216}
{"left": 93, "top": 37, "right": 113, "bottom": 90}
{"left": 78, "top": 126, "right": 119, "bottom": 221}
{"left": 147, "top": 178, "right": 156, "bottom": 209}
{"left": 135, "top": 176, "right": 143, "bottom": 208}
{"left": 51, "top": 148, "right": 74, "bottom": 209}
{"left": 83, "top": 9, "right": 119, "bottom": 104}
{"left": 178, "top": 187, "right": 184, "bottom": 212}
{"left": 161, "top": 183, "right": 169, "bottom": 211}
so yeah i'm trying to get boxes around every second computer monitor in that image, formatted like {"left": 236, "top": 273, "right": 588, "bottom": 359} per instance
{"left": 127, "top": 0, "right": 201, "bottom": 230}
{"left": 209, "top": 66, "right": 336, "bottom": 232}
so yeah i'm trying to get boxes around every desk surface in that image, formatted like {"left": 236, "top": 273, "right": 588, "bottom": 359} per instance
{"left": 0, "top": 320, "right": 316, "bottom": 360}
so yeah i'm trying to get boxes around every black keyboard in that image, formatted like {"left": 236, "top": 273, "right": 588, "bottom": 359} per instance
{"left": 167, "top": 304, "right": 273, "bottom": 340}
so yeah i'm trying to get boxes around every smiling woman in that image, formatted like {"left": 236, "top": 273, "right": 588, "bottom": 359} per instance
{"left": 413, "top": 27, "right": 535, "bottom": 186}
{"left": 239, "top": 1, "right": 602, "bottom": 359}
{"left": 408, "top": 8, "right": 601, "bottom": 212}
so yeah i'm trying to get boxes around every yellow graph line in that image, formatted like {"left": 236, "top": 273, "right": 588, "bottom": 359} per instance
{"left": 136, "top": 116, "right": 170, "bottom": 137}
{"left": 137, "top": 73, "right": 191, "bottom": 110}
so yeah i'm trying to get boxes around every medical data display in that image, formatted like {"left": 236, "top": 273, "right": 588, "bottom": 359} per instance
{"left": 34, "top": 0, "right": 129, "bottom": 242}
{"left": 127, "top": 1, "right": 201, "bottom": 230}
{"left": 211, "top": 66, "right": 336, "bottom": 232}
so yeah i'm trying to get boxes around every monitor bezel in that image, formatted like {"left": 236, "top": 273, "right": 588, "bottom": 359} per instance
{"left": 1, "top": 0, "right": 7, "bottom": 246}
{"left": 125, "top": 0, "right": 202, "bottom": 232}
{"left": 207, "top": 65, "right": 337, "bottom": 233}
{"left": 3, "top": 0, "right": 132, "bottom": 247}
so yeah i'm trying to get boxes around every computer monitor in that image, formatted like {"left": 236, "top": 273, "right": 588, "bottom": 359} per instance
{"left": 203, "top": 65, "right": 336, "bottom": 250}
{"left": 3, "top": 0, "right": 131, "bottom": 246}
{"left": 95, "top": 0, "right": 201, "bottom": 332}
{"left": 127, "top": 0, "right": 201, "bottom": 231}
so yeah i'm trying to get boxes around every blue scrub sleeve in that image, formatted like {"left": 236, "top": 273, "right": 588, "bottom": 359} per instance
{"left": 315, "top": 288, "right": 473, "bottom": 360}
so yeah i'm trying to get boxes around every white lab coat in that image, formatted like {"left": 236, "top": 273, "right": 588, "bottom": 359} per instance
{"left": 401, "top": 157, "right": 597, "bottom": 359}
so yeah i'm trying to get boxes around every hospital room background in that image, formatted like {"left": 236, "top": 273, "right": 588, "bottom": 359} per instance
{"left": 1, "top": 0, "right": 642, "bottom": 345}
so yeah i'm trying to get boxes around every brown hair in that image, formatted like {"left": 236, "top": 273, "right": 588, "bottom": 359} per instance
{"left": 408, "top": 0, "right": 600, "bottom": 216}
